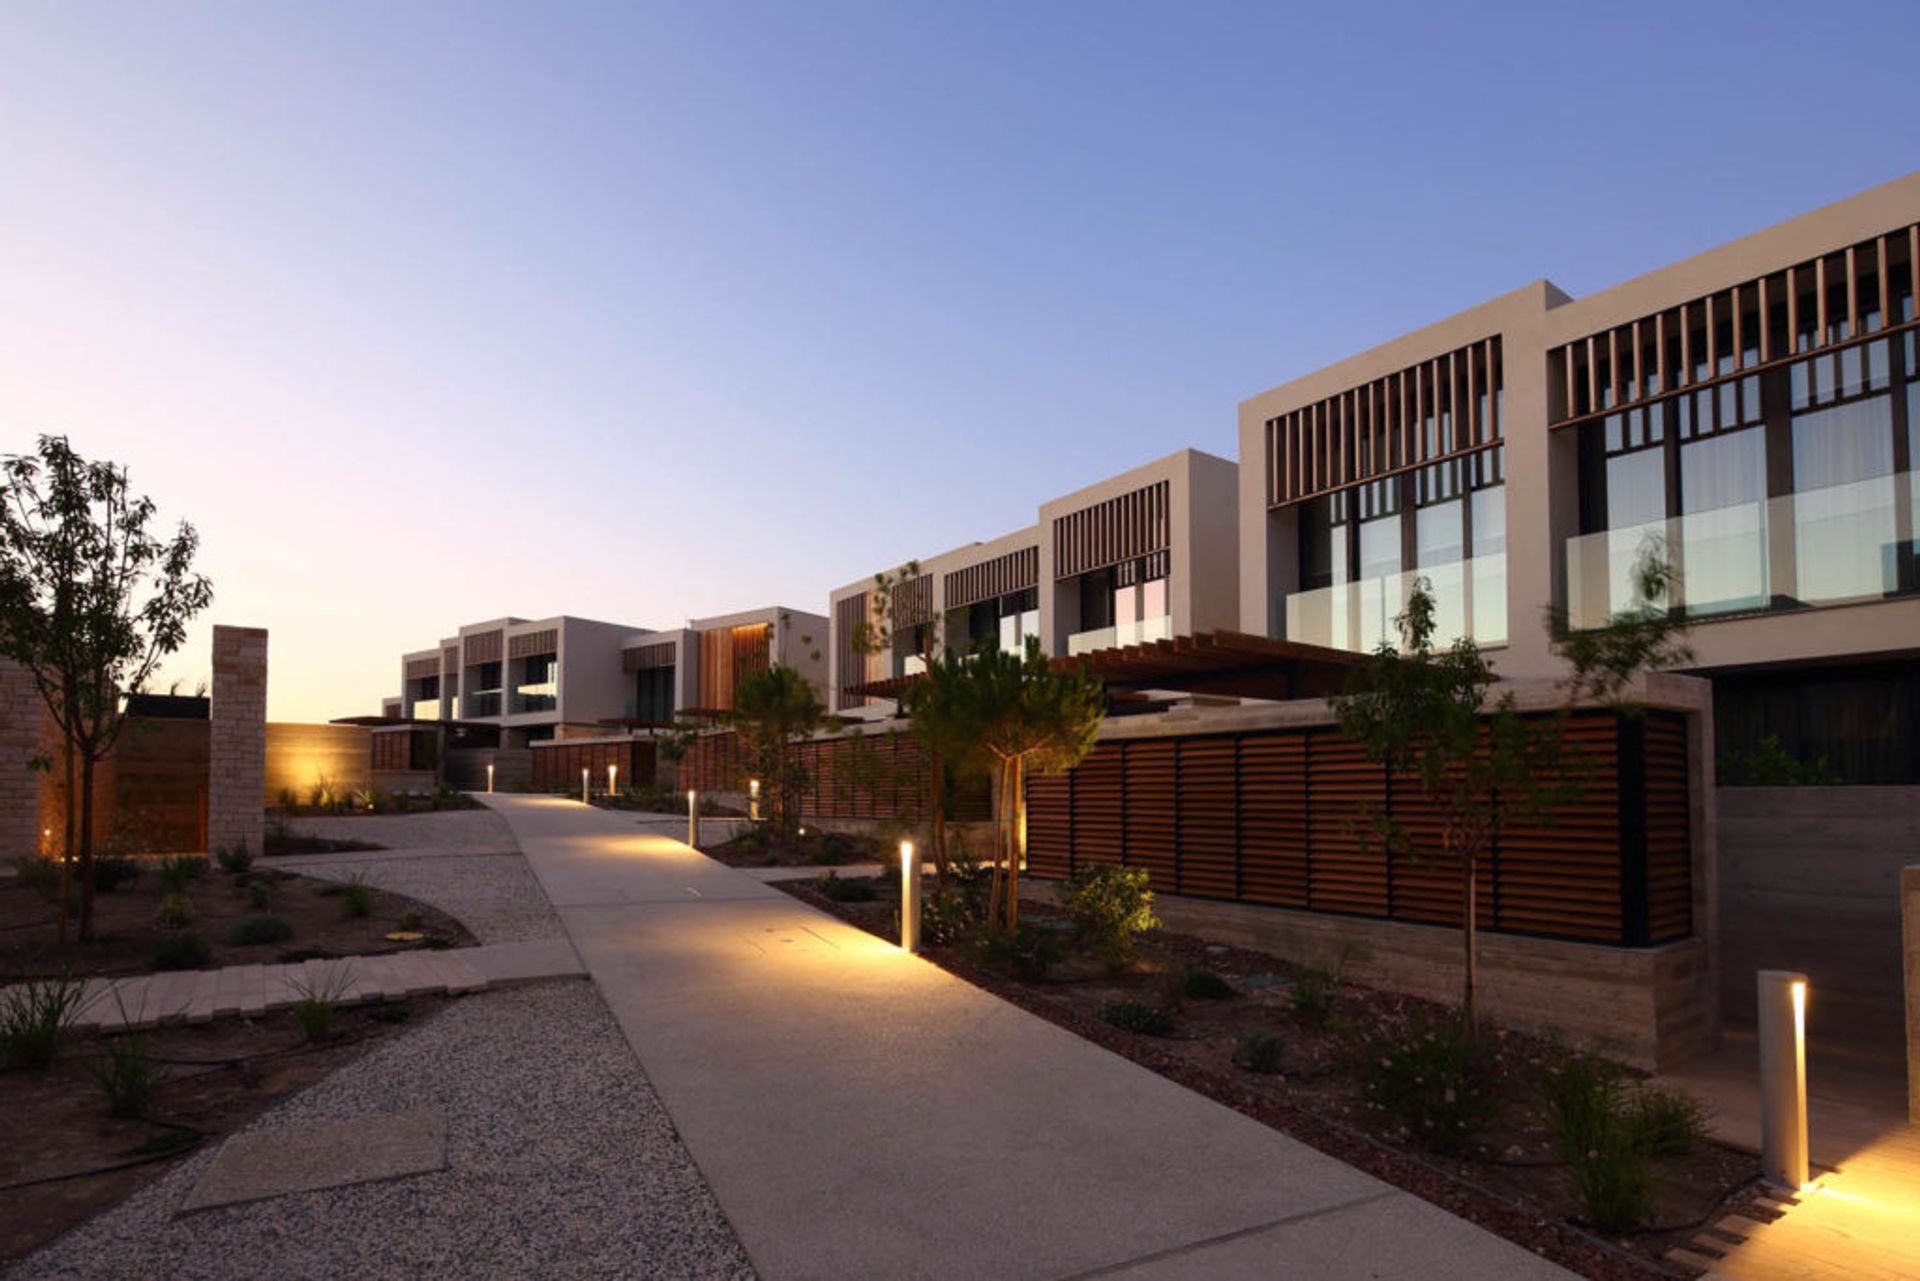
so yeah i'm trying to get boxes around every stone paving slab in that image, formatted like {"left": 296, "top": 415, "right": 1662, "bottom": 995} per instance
{"left": 459, "top": 937, "right": 585, "bottom": 984}
{"left": 180, "top": 1109, "right": 447, "bottom": 1214}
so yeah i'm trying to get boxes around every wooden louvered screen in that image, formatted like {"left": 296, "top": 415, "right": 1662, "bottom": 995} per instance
{"left": 834, "top": 593, "right": 882, "bottom": 710}
{"left": 464, "top": 630, "right": 503, "bottom": 664}
{"left": 696, "top": 623, "right": 771, "bottom": 711}
{"left": 530, "top": 739, "right": 658, "bottom": 793}
{"left": 676, "top": 731, "right": 989, "bottom": 822}
{"left": 509, "top": 628, "right": 558, "bottom": 659}
{"left": 1053, "top": 481, "right": 1171, "bottom": 579}
{"left": 891, "top": 575, "right": 934, "bottom": 630}
{"left": 442, "top": 647, "right": 459, "bottom": 672}
{"left": 404, "top": 657, "right": 437, "bottom": 681}
{"left": 622, "top": 641, "right": 676, "bottom": 673}
{"left": 945, "top": 546, "right": 1040, "bottom": 610}
{"left": 1025, "top": 710, "right": 1692, "bottom": 947}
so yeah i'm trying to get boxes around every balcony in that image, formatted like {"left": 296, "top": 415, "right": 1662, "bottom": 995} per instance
{"left": 465, "top": 691, "right": 502, "bottom": 718}
{"left": 1067, "top": 615, "right": 1173, "bottom": 657}
{"left": 1284, "top": 554, "right": 1508, "bottom": 654}
{"left": 1564, "top": 471, "right": 1918, "bottom": 629}
{"left": 511, "top": 681, "right": 557, "bottom": 715}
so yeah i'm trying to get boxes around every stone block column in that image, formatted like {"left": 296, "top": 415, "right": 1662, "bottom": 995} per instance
{"left": 208, "top": 626, "right": 268, "bottom": 857}
{"left": 0, "top": 659, "right": 43, "bottom": 859}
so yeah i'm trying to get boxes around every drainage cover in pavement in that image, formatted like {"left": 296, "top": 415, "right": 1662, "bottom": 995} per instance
{"left": 742, "top": 926, "right": 840, "bottom": 956}
{"left": 179, "top": 1109, "right": 446, "bottom": 1214}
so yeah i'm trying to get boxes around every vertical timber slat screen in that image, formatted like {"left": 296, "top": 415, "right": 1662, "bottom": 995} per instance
{"left": 676, "top": 731, "right": 989, "bottom": 822}
{"left": 1026, "top": 710, "right": 1691, "bottom": 947}
{"left": 529, "top": 740, "right": 658, "bottom": 793}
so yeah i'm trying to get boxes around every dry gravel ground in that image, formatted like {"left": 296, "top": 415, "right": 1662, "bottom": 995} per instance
{"left": 14, "top": 980, "right": 758, "bottom": 1281}
{"left": 286, "top": 807, "right": 519, "bottom": 851}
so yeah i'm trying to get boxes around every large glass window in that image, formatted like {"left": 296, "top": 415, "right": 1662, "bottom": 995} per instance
{"left": 1298, "top": 493, "right": 1347, "bottom": 591}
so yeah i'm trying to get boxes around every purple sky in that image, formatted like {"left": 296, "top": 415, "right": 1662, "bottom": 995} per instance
{"left": 4, "top": 2, "right": 1915, "bottom": 719}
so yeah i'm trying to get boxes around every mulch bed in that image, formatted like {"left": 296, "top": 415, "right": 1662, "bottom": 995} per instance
{"left": 776, "top": 876, "right": 1771, "bottom": 1281}
{"left": 0, "top": 994, "right": 451, "bottom": 1260}
{"left": 2, "top": 864, "right": 475, "bottom": 981}
{"left": 704, "top": 828, "right": 885, "bottom": 870}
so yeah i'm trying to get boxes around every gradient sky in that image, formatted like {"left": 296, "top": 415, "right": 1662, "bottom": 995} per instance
{"left": 3, "top": 2, "right": 1917, "bottom": 721}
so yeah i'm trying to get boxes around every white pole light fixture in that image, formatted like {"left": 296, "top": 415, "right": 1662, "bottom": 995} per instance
{"left": 608, "top": 763, "right": 618, "bottom": 797}
{"left": 486, "top": 762, "right": 495, "bottom": 794}
{"left": 582, "top": 767, "right": 590, "bottom": 806}
{"left": 749, "top": 778, "right": 761, "bottom": 822}
{"left": 899, "top": 840, "right": 921, "bottom": 952}
{"left": 687, "top": 789, "right": 700, "bottom": 848}
{"left": 1757, "top": 969, "right": 1810, "bottom": 1189}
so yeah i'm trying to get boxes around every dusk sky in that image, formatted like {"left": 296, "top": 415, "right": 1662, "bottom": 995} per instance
{"left": 3, "top": 2, "right": 1916, "bottom": 721}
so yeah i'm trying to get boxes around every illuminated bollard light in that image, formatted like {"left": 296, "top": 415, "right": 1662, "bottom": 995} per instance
{"left": 582, "top": 768, "right": 590, "bottom": 806}
{"left": 900, "top": 841, "right": 921, "bottom": 953}
{"left": 749, "top": 778, "right": 761, "bottom": 822}
{"left": 486, "top": 762, "right": 495, "bottom": 794}
{"left": 1757, "top": 969, "right": 1810, "bottom": 1189}
{"left": 608, "top": 763, "right": 618, "bottom": 797}
{"left": 687, "top": 789, "right": 700, "bottom": 849}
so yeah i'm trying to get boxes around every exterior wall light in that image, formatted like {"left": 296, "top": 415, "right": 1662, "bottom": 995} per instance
{"left": 1758, "top": 969, "right": 1810, "bottom": 1189}
{"left": 900, "top": 840, "right": 920, "bottom": 952}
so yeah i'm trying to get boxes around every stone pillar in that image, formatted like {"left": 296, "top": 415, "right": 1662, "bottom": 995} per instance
{"left": 1903, "top": 864, "right": 1920, "bottom": 1123}
{"left": 208, "top": 626, "right": 268, "bottom": 857}
{"left": 0, "top": 659, "right": 42, "bottom": 859}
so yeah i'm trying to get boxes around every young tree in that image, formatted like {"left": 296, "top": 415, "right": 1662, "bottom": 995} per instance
{"left": 920, "top": 638, "right": 1103, "bottom": 933}
{"left": 1332, "top": 552, "right": 1690, "bottom": 1031}
{"left": 727, "top": 664, "right": 828, "bottom": 841}
{"left": 0, "top": 436, "right": 213, "bottom": 942}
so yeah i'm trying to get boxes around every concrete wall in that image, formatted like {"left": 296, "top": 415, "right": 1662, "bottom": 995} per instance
{"left": 1903, "top": 864, "right": 1919, "bottom": 1122}
{"left": 1718, "top": 787, "right": 1920, "bottom": 1056}
{"left": 264, "top": 722, "right": 372, "bottom": 804}
{"left": 208, "top": 625, "right": 267, "bottom": 857}
{"left": 0, "top": 659, "right": 41, "bottom": 860}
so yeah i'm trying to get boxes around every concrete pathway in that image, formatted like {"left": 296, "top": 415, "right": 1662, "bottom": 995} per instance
{"left": 479, "top": 793, "right": 1567, "bottom": 1281}
{"left": 15, "top": 939, "right": 585, "bottom": 1031}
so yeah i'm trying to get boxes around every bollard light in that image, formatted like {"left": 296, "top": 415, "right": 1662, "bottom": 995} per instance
{"left": 486, "top": 762, "right": 495, "bottom": 794}
{"left": 899, "top": 840, "right": 921, "bottom": 952}
{"left": 608, "top": 763, "right": 618, "bottom": 797}
{"left": 582, "top": 767, "right": 590, "bottom": 806}
{"left": 1758, "top": 969, "right": 1810, "bottom": 1189}
{"left": 749, "top": 778, "right": 761, "bottom": 822}
{"left": 687, "top": 789, "right": 700, "bottom": 849}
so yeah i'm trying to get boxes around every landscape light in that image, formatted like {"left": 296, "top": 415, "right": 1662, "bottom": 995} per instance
{"left": 687, "top": 788, "right": 700, "bottom": 849}
{"left": 1758, "top": 969, "right": 1810, "bottom": 1189}
{"left": 582, "top": 767, "right": 590, "bottom": 806}
{"left": 486, "top": 762, "right": 495, "bottom": 793}
{"left": 899, "top": 840, "right": 920, "bottom": 953}
{"left": 608, "top": 763, "right": 617, "bottom": 796}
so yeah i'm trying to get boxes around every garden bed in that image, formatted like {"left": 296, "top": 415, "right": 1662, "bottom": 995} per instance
{"left": 3, "top": 858, "right": 475, "bottom": 981}
{"left": 0, "top": 993, "right": 450, "bottom": 1261}
{"left": 775, "top": 872, "right": 1770, "bottom": 1280}
{"left": 704, "top": 826, "right": 885, "bottom": 869}
{"left": 271, "top": 786, "right": 482, "bottom": 818}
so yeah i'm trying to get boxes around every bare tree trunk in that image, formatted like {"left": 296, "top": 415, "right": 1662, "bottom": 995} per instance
{"left": 1006, "top": 755, "right": 1023, "bottom": 930}
{"left": 57, "top": 726, "right": 75, "bottom": 946}
{"left": 929, "top": 749, "right": 948, "bottom": 893}
{"left": 79, "top": 750, "right": 98, "bottom": 943}
{"left": 1462, "top": 851, "right": 1479, "bottom": 1033}
{"left": 986, "top": 757, "right": 1007, "bottom": 930}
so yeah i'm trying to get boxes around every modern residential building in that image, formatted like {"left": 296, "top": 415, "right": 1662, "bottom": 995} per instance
{"left": 614, "top": 605, "right": 829, "bottom": 724}
{"left": 1239, "top": 170, "right": 1920, "bottom": 784}
{"left": 828, "top": 447, "right": 1240, "bottom": 712}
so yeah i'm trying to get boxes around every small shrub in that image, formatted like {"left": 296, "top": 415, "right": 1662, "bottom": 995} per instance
{"left": 1570, "top": 1118, "right": 1656, "bottom": 1233}
{"left": 0, "top": 972, "right": 84, "bottom": 1072}
{"left": 289, "top": 968, "right": 352, "bottom": 1041}
{"left": 151, "top": 931, "right": 212, "bottom": 971}
{"left": 87, "top": 1027, "right": 165, "bottom": 1118}
{"left": 921, "top": 887, "right": 980, "bottom": 945}
{"left": 215, "top": 840, "right": 253, "bottom": 875}
{"left": 93, "top": 855, "right": 141, "bottom": 893}
{"left": 971, "top": 922, "right": 1062, "bottom": 980}
{"left": 397, "top": 908, "right": 424, "bottom": 932}
{"left": 1182, "top": 968, "right": 1238, "bottom": 1000}
{"left": 1290, "top": 969, "right": 1334, "bottom": 1029}
{"left": 810, "top": 831, "right": 853, "bottom": 865}
{"left": 815, "top": 872, "right": 876, "bottom": 902}
{"left": 154, "top": 892, "right": 194, "bottom": 930}
{"left": 1628, "top": 1085, "right": 1711, "bottom": 1156}
{"left": 337, "top": 871, "right": 373, "bottom": 918}
{"left": 1063, "top": 866, "right": 1160, "bottom": 970}
{"left": 276, "top": 786, "right": 300, "bottom": 813}
{"left": 1233, "top": 1028, "right": 1287, "bottom": 1074}
{"left": 1096, "top": 999, "right": 1173, "bottom": 1036}
{"left": 247, "top": 878, "right": 272, "bottom": 910}
{"left": 156, "top": 854, "right": 208, "bottom": 893}
{"left": 227, "top": 915, "right": 293, "bottom": 946}
{"left": 734, "top": 825, "right": 772, "bottom": 855}
{"left": 1543, "top": 1054, "right": 1625, "bottom": 1164}
{"left": 1366, "top": 1019, "right": 1498, "bottom": 1154}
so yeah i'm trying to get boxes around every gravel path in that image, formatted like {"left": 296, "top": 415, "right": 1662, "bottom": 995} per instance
{"left": 14, "top": 981, "right": 758, "bottom": 1281}
{"left": 289, "top": 852, "right": 563, "bottom": 944}
{"left": 285, "top": 808, "right": 517, "bottom": 851}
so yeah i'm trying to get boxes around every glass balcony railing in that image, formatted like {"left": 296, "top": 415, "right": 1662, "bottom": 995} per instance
{"left": 1066, "top": 614, "right": 1173, "bottom": 656}
{"left": 465, "top": 691, "right": 502, "bottom": 718}
{"left": 1564, "top": 471, "right": 1918, "bottom": 629}
{"left": 1284, "top": 554, "right": 1509, "bottom": 654}
{"left": 902, "top": 654, "right": 928, "bottom": 676}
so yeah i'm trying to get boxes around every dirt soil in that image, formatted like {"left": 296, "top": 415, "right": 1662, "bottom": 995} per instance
{"left": 0, "top": 994, "right": 451, "bottom": 1261}
{"left": 705, "top": 827, "right": 886, "bottom": 869}
{"left": 2, "top": 865, "right": 476, "bottom": 981}
{"left": 777, "top": 875, "right": 1773, "bottom": 1281}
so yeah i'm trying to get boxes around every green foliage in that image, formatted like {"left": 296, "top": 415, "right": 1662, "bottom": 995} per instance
{"left": 1, "top": 972, "right": 84, "bottom": 1072}
{"left": 1232, "top": 1028, "right": 1287, "bottom": 1074}
{"left": 397, "top": 908, "right": 424, "bottom": 932}
{"left": 812, "top": 831, "right": 855, "bottom": 865}
{"left": 1096, "top": 999, "right": 1173, "bottom": 1036}
{"left": 288, "top": 968, "right": 352, "bottom": 1041}
{"left": 1569, "top": 1119, "right": 1655, "bottom": 1233}
{"left": 1290, "top": 970, "right": 1334, "bottom": 1029}
{"left": 153, "top": 892, "right": 193, "bottom": 929}
{"left": 246, "top": 878, "right": 272, "bottom": 910}
{"left": 93, "top": 855, "right": 140, "bottom": 892}
{"left": 1365, "top": 1018, "right": 1498, "bottom": 1154}
{"left": 971, "top": 922, "right": 1062, "bottom": 980}
{"left": 87, "top": 1025, "right": 165, "bottom": 1118}
{"left": 151, "top": 930, "right": 211, "bottom": 971}
{"left": 227, "top": 914, "right": 293, "bottom": 946}
{"left": 815, "top": 871, "right": 877, "bottom": 902}
{"left": 1717, "top": 733, "right": 1841, "bottom": 786}
{"left": 1542, "top": 1055, "right": 1705, "bottom": 1228}
{"left": 727, "top": 665, "right": 829, "bottom": 841}
{"left": 215, "top": 840, "right": 253, "bottom": 875}
{"left": 340, "top": 881, "right": 373, "bottom": 918}
{"left": 155, "top": 853, "right": 207, "bottom": 893}
{"left": 733, "top": 824, "right": 772, "bottom": 855}
{"left": 1628, "top": 1084, "right": 1710, "bottom": 1156}
{"left": 921, "top": 885, "right": 982, "bottom": 945}
{"left": 1062, "top": 865, "right": 1160, "bottom": 970}
{"left": 1181, "top": 968, "right": 1238, "bottom": 1000}
{"left": 1543, "top": 1054, "right": 1625, "bottom": 1164}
